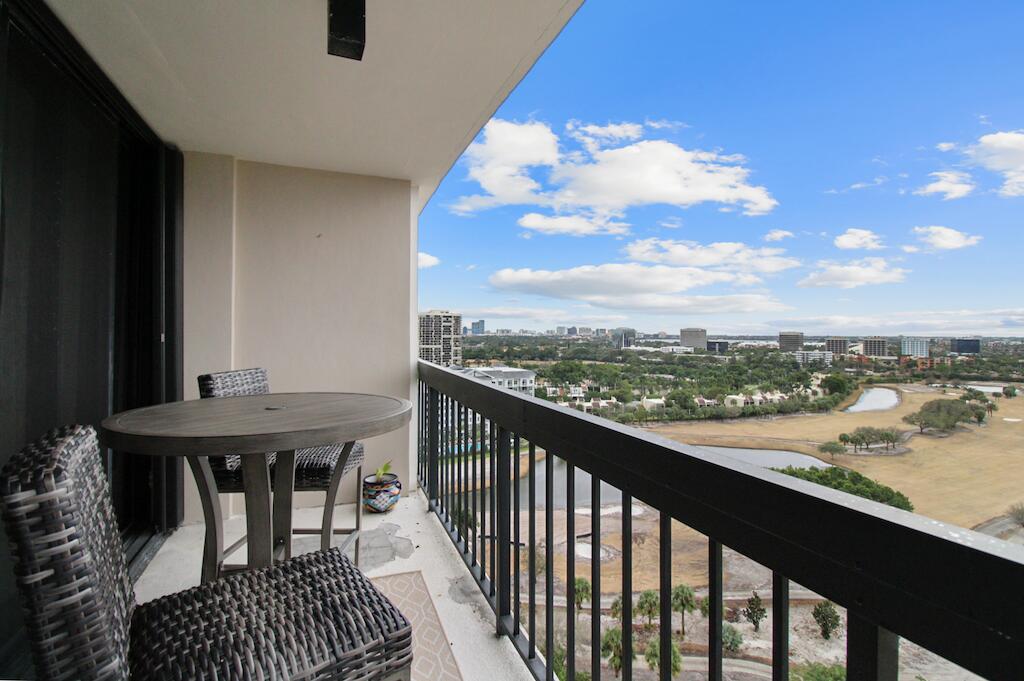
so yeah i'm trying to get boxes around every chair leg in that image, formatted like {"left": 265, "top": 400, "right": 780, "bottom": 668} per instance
{"left": 354, "top": 464, "right": 363, "bottom": 565}
{"left": 321, "top": 441, "right": 355, "bottom": 551}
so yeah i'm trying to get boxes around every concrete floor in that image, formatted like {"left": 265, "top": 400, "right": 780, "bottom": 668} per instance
{"left": 135, "top": 490, "right": 532, "bottom": 681}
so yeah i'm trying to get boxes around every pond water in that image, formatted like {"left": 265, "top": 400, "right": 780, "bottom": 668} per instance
{"left": 845, "top": 387, "right": 899, "bottom": 412}
{"left": 516, "top": 445, "right": 827, "bottom": 509}
{"left": 697, "top": 445, "right": 831, "bottom": 470}
{"left": 967, "top": 384, "right": 1006, "bottom": 394}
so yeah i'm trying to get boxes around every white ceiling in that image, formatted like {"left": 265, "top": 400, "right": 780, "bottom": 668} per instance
{"left": 45, "top": 0, "right": 582, "bottom": 208}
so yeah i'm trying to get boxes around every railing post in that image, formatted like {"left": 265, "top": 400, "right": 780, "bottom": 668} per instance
{"left": 495, "top": 425, "right": 512, "bottom": 635}
{"left": 847, "top": 613, "right": 899, "bottom": 681}
{"left": 427, "top": 386, "right": 440, "bottom": 503}
{"left": 659, "top": 512, "right": 672, "bottom": 681}
{"left": 772, "top": 572, "right": 789, "bottom": 681}
{"left": 708, "top": 540, "right": 723, "bottom": 681}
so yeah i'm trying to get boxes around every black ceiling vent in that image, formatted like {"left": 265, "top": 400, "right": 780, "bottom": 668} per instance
{"left": 328, "top": 0, "right": 365, "bottom": 60}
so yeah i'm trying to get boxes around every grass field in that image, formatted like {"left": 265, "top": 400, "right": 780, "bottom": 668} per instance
{"left": 649, "top": 384, "right": 1024, "bottom": 529}
{"left": 540, "top": 383, "right": 1024, "bottom": 597}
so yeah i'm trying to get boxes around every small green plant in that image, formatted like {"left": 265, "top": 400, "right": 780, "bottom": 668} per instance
{"left": 742, "top": 591, "right": 767, "bottom": 632}
{"left": 452, "top": 506, "right": 476, "bottom": 533}
{"left": 698, "top": 595, "right": 710, "bottom": 618}
{"left": 552, "top": 643, "right": 592, "bottom": 681}
{"left": 812, "top": 600, "right": 841, "bottom": 640}
{"left": 600, "top": 627, "right": 634, "bottom": 677}
{"left": 373, "top": 460, "right": 393, "bottom": 481}
{"left": 791, "top": 662, "right": 846, "bottom": 681}
{"left": 643, "top": 637, "right": 681, "bottom": 677}
{"left": 722, "top": 623, "right": 742, "bottom": 653}
{"left": 533, "top": 545, "right": 546, "bottom": 577}
{"left": 1008, "top": 502, "right": 1024, "bottom": 527}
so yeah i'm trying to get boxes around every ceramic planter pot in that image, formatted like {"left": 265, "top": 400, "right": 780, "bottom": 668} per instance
{"left": 362, "top": 473, "right": 401, "bottom": 513}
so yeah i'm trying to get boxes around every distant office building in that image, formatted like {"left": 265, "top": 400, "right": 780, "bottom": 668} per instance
{"left": 595, "top": 328, "right": 607, "bottom": 337}
{"left": 471, "top": 319, "right": 485, "bottom": 335}
{"left": 680, "top": 328, "right": 708, "bottom": 350}
{"left": 556, "top": 326, "right": 567, "bottom": 336}
{"left": 613, "top": 327, "right": 636, "bottom": 349}
{"left": 457, "top": 366, "right": 536, "bottom": 395}
{"left": 707, "top": 340, "right": 731, "bottom": 354}
{"left": 778, "top": 331, "right": 805, "bottom": 352}
{"left": 567, "top": 326, "right": 578, "bottom": 336}
{"left": 793, "top": 350, "right": 833, "bottom": 367}
{"left": 496, "top": 328, "right": 512, "bottom": 335}
{"left": 578, "top": 326, "right": 593, "bottom": 337}
{"left": 951, "top": 337, "right": 981, "bottom": 355}
{"left": 863, "top": 337, "right": 888, "bottom": 358}
{"left": 900, "top": 337, "right": 930, "bottom": 358}
{"left": 418, "top": 310, "right": 462, "bottom": 366}
{"left": 825, "top": 337, "right": 849, "bottom": 355}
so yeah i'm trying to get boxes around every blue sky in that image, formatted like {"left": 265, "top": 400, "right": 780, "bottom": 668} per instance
{"left": 418, "top": 1, "right": 1024, "bottom": 337}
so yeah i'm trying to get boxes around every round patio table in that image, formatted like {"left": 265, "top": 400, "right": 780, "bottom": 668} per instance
{"left": 100, "top": 392, "right": 411, "bottom": 575}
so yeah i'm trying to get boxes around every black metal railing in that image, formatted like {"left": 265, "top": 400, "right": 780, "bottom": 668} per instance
{"left": 417, "top": 360, "right": 1024, "bottom": 681}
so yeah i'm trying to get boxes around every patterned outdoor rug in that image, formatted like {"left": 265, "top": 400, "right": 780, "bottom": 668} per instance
{"left": 372, "top": 571, "right": 463, "bottom": 681}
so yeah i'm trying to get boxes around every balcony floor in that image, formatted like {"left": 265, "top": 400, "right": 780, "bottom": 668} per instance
{"left": 136, "top": 490, "right": 532, "bottom": 681}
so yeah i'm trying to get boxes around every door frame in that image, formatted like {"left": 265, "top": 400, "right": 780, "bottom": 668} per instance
{"left": 0, "top": 0, "right": 183, "bottom": 550}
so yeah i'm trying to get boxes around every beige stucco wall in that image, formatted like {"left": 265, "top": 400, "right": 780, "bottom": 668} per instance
{"left": 182, "top": 152, "right": 417, "bottom": 524}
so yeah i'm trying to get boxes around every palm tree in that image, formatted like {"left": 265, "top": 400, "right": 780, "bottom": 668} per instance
{"left": 573, "top": 577, "right": 592, "bottom": 627}
{"left": 670, "top": 584, "right": 697, "bottom": 637}
{"left": 600, "top": 628, "right": 634, "bottom": 678}
{"left": 644, "top": 638, "right": 681, "bottom": 678}
{"left": 636, "top": 590, "right": 659, "bottom": 627}
{"left": 610, "top": 594, "right": 624, "bottom": 623}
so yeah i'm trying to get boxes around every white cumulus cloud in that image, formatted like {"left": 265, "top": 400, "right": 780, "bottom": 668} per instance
{"left": 913, "top": 170, "right": 975, "bottom": 200}
{"left": 935, "top": 142, "right": 956, "bottom": 152}
{"left": 834, "top": 228, "right": 884, "bottom": 250}
{"left": 798, "top": 258, "right": 908, "bottom": 289}
{"left": 566, "top": 120, "right": 644, "bottom": 153}
{"left": 449, "top": 119, "right": 559, "bottom": 214}
{"left": 764, "top": 229, "right": 794, "bottom": 242}
{"left": 912, "top": 226, "right": 982, "bottom": 250}
{"left": 771, "top": 308, "right": 1024, "bottom": 336}
{"left": 552, "top": 140, "right": 777, "bottom": 216}
{"left": 966, "top": 130, "right": 1024, "bottom": 197}
{"left": 450, "top": 118, "right": 778, "bottom": 225}
{"left": 624, "top": 238, "right": 800, "bottom": 274}
{"left": 517, "top": 212, "right": 630, "bottom": 237}
{"left": 489, "top": 263, "right": 786, "bottom": 314}
{"left": 417, "top": 252, "right": 440, "bottom": 269}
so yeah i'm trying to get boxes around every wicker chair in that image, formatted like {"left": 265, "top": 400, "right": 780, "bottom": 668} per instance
{"left": 0, "top": 425, "right": 412, "bottom": 681}
{"left": 197, "top": 368, "right": 364, "bottom": 577}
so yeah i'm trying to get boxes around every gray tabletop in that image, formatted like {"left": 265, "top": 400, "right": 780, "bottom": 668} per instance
{"left": 99, "top": 392, "right": 412, "bottom": 455}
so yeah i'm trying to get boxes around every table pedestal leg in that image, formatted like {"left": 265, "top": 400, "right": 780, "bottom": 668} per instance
{"left": 186, "top": 456, "right": 223, "bottom": 583}
{"left": 321, "top": 441, "right": 356, "bottom": 551}
{"left": 273, "top": 450, "right": 296, "bottom": 561}
{"left": 241, "top": 453, "right": 274, "bottom": 569}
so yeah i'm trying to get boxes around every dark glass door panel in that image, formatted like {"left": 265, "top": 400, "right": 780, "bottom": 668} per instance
{"left": 1, "top": 24, "right": 120, "bottom": 460}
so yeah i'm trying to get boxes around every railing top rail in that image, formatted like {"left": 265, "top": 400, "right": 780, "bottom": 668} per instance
{"left": 419, "top": 360, "right": 1024, "bottom": 679}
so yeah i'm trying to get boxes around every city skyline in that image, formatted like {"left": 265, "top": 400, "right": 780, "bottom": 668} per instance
{"left": 418, "top": 1, "right": 1023, "bottom": 336}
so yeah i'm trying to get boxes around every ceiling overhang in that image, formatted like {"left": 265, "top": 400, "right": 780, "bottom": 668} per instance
{"left": 44, "top": 0, "right": 582, "bottom": 210}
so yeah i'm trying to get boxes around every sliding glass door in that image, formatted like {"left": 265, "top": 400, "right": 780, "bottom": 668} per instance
{"left": 0, "top": 1, "right": 182, "bottom": 675}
